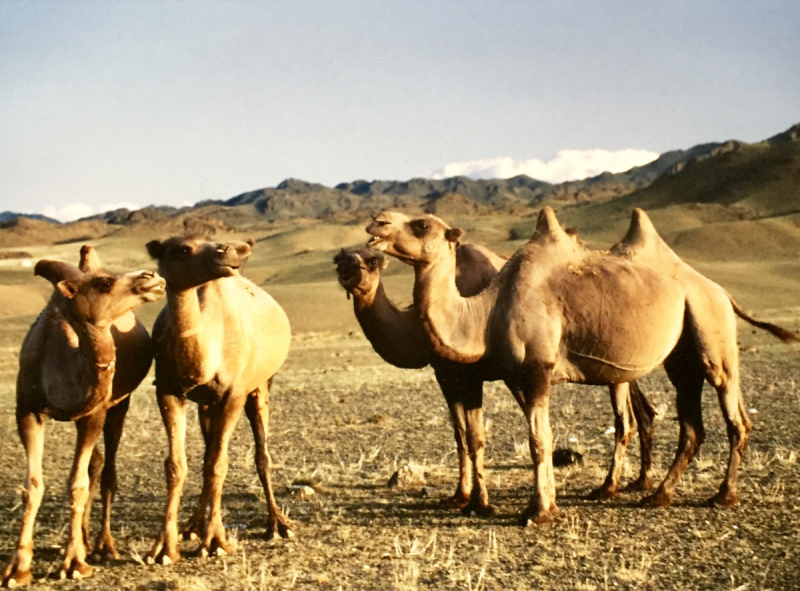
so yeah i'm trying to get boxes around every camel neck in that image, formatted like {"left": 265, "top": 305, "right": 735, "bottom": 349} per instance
{"left": 413, "top": 247, "right": 495, "bottom": 364}
{"left": 167, "top": 287, "right": 206, "bottom": 337}
{"left": 353, "top": 282, "right": 430, "bottom": 369}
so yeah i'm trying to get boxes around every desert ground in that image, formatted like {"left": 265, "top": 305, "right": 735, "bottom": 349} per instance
{"left": 0, "top": 214, "right": 799, "bottom": 590}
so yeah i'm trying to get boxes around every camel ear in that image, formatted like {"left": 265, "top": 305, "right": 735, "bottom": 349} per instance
{"left": 79, "top": 245, "right": 102, "bottom": 272}
{"left": 333, "top": 249, "right": 347, "bottom": 265}
{"left": 56, "top": 279, "right": 79, "bottom": 299}
{"left": 146, "top": 240, "right": 165, "bottom": 260}
{"left": 445, "top": 228, "right": 464, "bottom": 243}
{"left": 245, "top": 238, "right": 255, "bottom": 247}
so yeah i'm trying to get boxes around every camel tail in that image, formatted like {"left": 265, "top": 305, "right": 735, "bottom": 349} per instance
{"left": 727, "top": 293, "right": 800, "bottom": 343}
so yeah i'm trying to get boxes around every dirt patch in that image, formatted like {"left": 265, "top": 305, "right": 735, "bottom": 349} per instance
{"left": 0, "top": 322, "right": 798, "bottom": 590}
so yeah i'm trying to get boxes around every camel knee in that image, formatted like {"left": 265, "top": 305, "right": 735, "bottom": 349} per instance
{"left": 165, "top": 458, "right": 187, "bottom": 486}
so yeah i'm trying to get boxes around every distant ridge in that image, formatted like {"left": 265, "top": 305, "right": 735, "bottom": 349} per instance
{"left": 0, "top": 211, "right": 59, "bottom": 224}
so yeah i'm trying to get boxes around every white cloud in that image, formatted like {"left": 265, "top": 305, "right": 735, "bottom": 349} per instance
{"left": 41, "top": 201, "right": 140, "bottom": 222}
{"left": 430, "top": 149, "right": 659, "bottom": 183}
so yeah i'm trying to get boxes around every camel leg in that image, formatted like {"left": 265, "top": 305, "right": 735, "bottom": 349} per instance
{"left": 2, "top": 412, "right": 46, "bottom": 588}
{"left": 518, "top": 366, "right": 558, "bottom": 526}
{"left": 625, "top": 380, "right": 656, "bottom": 491}
{"left": 182, "top": 404, "right": 213, "bottom": 541}
{"left": 59, "top": 410, "right": 106, "bottom": 581}
{"left": 433, "top": 366, "right": 472, "bottom": 509}
{"left": 643, "top": 334, "right": 705, "bottom": 507}
{"left": 245, "top": 386, "right": 293, "bottom": 540}
{"left": 200, "top": 394, "right": 247, "bottom": 556}
{"left": 589, "top": 383, "right": 635, "bottom": 500}
{"left": 92, "top": 396, "right": 130, "bottom": 561}
{"left": 148, "top": 394, "right": 188, "bottom": 565}
{"left": 708, "top": 365, "right": 750, "bottom": 508}
{"left": 82, "top": 447, "right": 104, "bottom": 548}
{"left": 460, "top": 378, "right": 494, "bottom": 517}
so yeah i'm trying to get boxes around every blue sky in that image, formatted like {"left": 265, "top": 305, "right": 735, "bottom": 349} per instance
{"left": 1, "top": 1, "right": 798, "bottom": 221}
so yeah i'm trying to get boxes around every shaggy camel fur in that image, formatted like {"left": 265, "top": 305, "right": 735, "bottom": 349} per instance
{"left": 3, "top": 246, "right": 164, "bottom": 587}
{"left": 367, "top": 208, "right": 798, "bottom": 525}
{"left": 336, "top": 241, "right": 655, "bottom": 510}
{"left": 145, "top": 236, "right": 291, "bottom": 565}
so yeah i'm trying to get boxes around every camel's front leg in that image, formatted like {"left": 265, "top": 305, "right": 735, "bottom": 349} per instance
{"left": 518, "top": 367, "right": 558, "bottom": 526}
{"left": 92, "top": 396, "right": 130, "bottom": 561}
{"left": 182, "top": 404, "right": 212, "bottom": 541}
{"left": 201, "top": 394, "right": 247, "bottom": 555}
{"left": 590, "top": 383, "right": 635, "bottom": 500}
{"left": 148, "top": 394, "right": 188, "bottom": 565}
{"left": 434, "top": 368, "right": 471, "bottom": 509}
{"left": 60, "top": 410, "right": 106, "bottom": 581}
{"left": 245, "top": 388, "right": 293, "bottom": 540}
{"left": 2, "top": 411, "right": 46, "bottom": 588}
{"left": 459, "top": 378, "right": 494, "bottom": 517}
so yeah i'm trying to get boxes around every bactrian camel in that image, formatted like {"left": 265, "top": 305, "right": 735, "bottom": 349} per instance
{"left": 336, "top": 239, "right": 655, "bottom": 512}
{"left": 3, "top": 246, "right": 165, "bottom": 587}
{"left": 367, "top": 207, "right": 798, "bottom": 525}
{"left": 145, "top": 236, "right": 291, "bottom": 565}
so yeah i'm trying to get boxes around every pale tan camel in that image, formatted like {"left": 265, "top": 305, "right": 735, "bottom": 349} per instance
{"left": 3, "top": 246, "right": 164, "bottom": 587}
{"left": 145, "top": 236, "right": 291, "bottom": 565}
{"left": 336, "top": 240, "right": 656, "bottom": 511}
{"left": 366, "top": 208, "right": 798, "bottom": 525}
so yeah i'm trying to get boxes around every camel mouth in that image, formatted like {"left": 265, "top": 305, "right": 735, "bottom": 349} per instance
{"left": 366, "top": 236, "right": 383, "bottom": 249}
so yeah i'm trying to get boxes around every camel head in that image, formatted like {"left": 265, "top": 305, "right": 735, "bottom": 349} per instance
{"left": 366, "top": 211, "right": 463, "bottom": 266}
{"left": 36, "top": 260, "right": 166, "bottom": 327}
{"left": 333, "top": 248, "right": 387, "bottom": 298}
{"left": 146, "top": 236, "right": 255, "bottom": 291}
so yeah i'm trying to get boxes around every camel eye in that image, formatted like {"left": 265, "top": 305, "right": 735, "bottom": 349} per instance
{"left": 410, "top": 220, "right": 429, "bottom": 237}
{"left": 375, "top": 220, "right": 389, "bottom": 227}
{"left": 91, "top": 277, "right": 116, "bottom": 293}
{"left": 177, "top": 245, "right": 192, "bottom": 257}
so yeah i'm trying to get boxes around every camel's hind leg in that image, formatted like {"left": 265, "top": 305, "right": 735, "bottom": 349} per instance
{"left": 433, "top": 364, "right": 473, "bottom": 510}
{"left": 92, "top": 395, "right": 130, "bottom": 561}
{"left": 644, "top": 331, "right": 705, "bottom": 507}
{"left": 182, "top": 404, "right": 213, "bottom": 541}
{"left": 2, "top": 411, "right": 46, "bottom": 588}
{"left": 60, "top": 410, "right": 107, "bottom": 580}
{"left": 590, "top": 383, "right": 636, "bottom": 500}
{"left": 708, "top": 364, "right": 751, "bottom": 507}
{"left": 626, "top": 380, "right": 656, "bottom": 491}
{"left": 245, "top": 382, "right": 293, "bottom": 540}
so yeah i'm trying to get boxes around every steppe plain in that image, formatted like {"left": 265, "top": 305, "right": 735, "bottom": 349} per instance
{"left": 0, "top": 197, "right": 799, "bottom": 590}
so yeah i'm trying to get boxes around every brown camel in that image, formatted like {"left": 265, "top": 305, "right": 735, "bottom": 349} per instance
{"left": 3, "top": 246, "right": 164, "bottom": 587}
{"left": 336, "top": 240, "right": 655, "bottom": 512}
{"left": 145, "top": 235, "right": 292, "bottom": 565}
{"left": 366, "top": 208, "right": 798, "bottom": 525}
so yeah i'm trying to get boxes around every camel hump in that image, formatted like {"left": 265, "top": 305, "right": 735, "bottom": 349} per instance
{"left": 611, "top": 208, "right": 680, "bottom": 262}
{"left": 79, "top": 245, "right": 102, "bottom": 273}
{"left": 531, "top": 206, "right": 569, "bottom": 244}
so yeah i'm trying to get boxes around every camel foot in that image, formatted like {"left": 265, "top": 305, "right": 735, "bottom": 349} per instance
{"left": 623, "top": 475, "right": 653, "bottom": 493}
{"left": 146, "top": 535, "right": 180, "bottom": 566}
{"left": 708, "top": 489, "right": 739, "bottom": 508}
{"left": 181, "top": 516, "right": 205, "bottom": 541}
{"left": 520, "top": 501, "right": 558, "bottom": 527}
{"left": 2, "top": 564, "right": 33, "bottom": 588}
{"left": 265, "top": 517, "right": 294, "bottom": 540}
{"left": 641, "top": 489, "right": 673, "bottom": 508}
{"left": 460, "top": 499, "right": 496, "bottom": 518}
{"left": 587, "top": 485, "right": 617, "bottom": 501}
{"left": 57, "top": 558, "right": 92, "bottom": 581}
{"left": 439, "top": 493, "right": 471, "bottom": 510}
{"left": 91, "top": 532, "right": 120, "bottom": 562}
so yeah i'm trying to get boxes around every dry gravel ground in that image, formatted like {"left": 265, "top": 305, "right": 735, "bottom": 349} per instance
{"left": 0, "top": 315, "right": 799, "bottom": 590}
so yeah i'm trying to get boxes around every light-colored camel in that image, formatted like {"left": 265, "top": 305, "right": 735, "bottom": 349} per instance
{"left": 3, "top": 246, "right": 164, "bottom": 587}
{"left": 366, "top": 207, "right": 798, "bottom": 525}
{"left": 145, "top": 235, "right": 291, "bottom": 565}
{"left": 336, "top": 239, "right": 655, "bottom": 511}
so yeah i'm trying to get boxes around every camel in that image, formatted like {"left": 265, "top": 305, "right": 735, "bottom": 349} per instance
{"left": 335, "top": 240, "right": 655, "bottom": 512}
{"left": 145, "top": 235, "right": 292, "bottom": 565}
{"left": 3, "top": 246, "right": 165, "bottom": 587}
{"left": 366, "top": 207, "right": 798, "bottom": 525}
